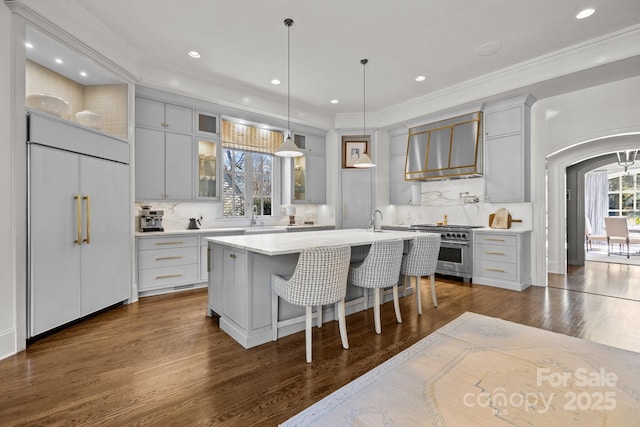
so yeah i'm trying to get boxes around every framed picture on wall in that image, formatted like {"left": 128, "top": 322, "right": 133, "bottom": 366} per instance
{"left": 342, "top": 137, "right": 369, "bottom": 168}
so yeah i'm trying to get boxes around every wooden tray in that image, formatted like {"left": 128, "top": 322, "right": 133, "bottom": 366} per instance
{"left": 488, "top": 213, "right": 523, "bottom": 228}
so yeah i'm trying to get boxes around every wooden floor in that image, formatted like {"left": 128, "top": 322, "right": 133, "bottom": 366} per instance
{"left": 2, "top": 263, "right": 640, "bottom": 426}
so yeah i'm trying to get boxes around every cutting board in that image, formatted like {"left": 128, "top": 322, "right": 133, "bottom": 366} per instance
{"left": 488, "top": 213, "right": 522, "bottom": 228}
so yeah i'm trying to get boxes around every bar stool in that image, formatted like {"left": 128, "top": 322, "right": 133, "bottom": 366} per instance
{"left": 349, "top": 239, "right": 404, "bottom": 334}
{"left": 400, "top": 234, "right": 441, "bottom": 315}
{"left": 271, "top": 245, "right": 351, "bottom": 363}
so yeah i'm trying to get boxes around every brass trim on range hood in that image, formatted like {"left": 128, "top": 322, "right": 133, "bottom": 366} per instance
{"left": 404, "top": 111, "right": 483, "bottom": 181}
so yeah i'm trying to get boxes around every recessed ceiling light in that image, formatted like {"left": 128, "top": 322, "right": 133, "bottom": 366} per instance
{"left": 25, "top": 42, "right": 33, "bottom": 49}
{"left": 188, "top": 51, "right": 201, "bottom": 58}
{"left": 415, "top": 75, "right": 426, "bottom": 82}
{"left": 476, "top": 41, "right": 502, "bottom": 56}
{"left": 271, "top": 79, "right": 281, "bottom": 85}
{"left": 80, "top": 71, "right": 87, "bottom": 77}
{"left": 576, "top": 8, "right": 595, "bottom": 19}
{"left": 54, "top": 58, "right": 63, "bottom": 64}
{"left": 330, "top": 99, "right": 339, "bottom": 104}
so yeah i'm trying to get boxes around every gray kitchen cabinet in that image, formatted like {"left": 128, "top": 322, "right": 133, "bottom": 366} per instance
{"left": 199, "top": 231, "right": 243, "bottom": 281}
{"left": 137, "top": 235, "right": 199, "bottom": 295}
{"left": 340, "top": 168, "right": 373, "bottom": 229}
{"left": 136, "top": 97, "right": 193, "bottom": 134}
{"left": 292, "top": 133, "right": 326, "bottom": 204}
{"left": 135, "top": 127, "right": 193, "bottom": 200}
{"left": 222, "top": 248, "right": 248, "bottom": 329}
{"left": 28, "top": 117, "right": 130, "bottom": 337}
{"left": 473, "top": 230, "right": 531, "bottom": 291}
{"left": 484, "top": 95, "right": 535, "bottom": 202}
{"left": 389, "top": 129, "right": 418, "bottom": 205}
{"left": 135, "top": 96, "right": 194, "bottom": 200}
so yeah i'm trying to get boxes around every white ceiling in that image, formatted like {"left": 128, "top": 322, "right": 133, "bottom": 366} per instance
{"left": 24, "top": 0, "right": 640, "bottom": 125}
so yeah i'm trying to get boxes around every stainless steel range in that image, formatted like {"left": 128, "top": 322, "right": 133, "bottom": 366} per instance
{"left": 409, "top": 224, "right": 483, "bottom": 282}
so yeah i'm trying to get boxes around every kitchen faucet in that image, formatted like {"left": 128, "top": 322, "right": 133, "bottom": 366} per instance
{"left": 370, "top": 209, "right": 383, "bottom": 232}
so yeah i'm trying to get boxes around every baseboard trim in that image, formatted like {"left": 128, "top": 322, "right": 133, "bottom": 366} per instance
{"left": 0, "top": 328, "right": 17, "bottom": 361}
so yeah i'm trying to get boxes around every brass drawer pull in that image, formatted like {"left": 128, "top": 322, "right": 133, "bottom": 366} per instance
{"left": 155, "top": 256, "right": 184, "bottom": 261}
{"left": 83, "top": 195, "right": 91, "bottom": 244}
{"left": 155, "top": 241, "right": 184, "bottom": 245}
{"left": 74, "top": 194, "right": 82, "bottom": 245}
{"left": 155, "top": 274, "right": 184, "bottom": 279}
{"left": 230, "top": 253, "right": 236, "bottom": 259}
{"left": 485, "top": 251, "right": 505, "bottom": 255}
{"left": 485, "top": 238, "right": 506, "bottom": 242}
{"left": 485, "top": 268, "right": 506, "bottom": 273}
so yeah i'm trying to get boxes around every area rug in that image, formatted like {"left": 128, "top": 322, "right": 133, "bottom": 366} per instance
{"left": 585, "top": 247, "right": 640, "bottom": 266}
{"left": 281, "top": 312, "right": 640, "bottom": 426}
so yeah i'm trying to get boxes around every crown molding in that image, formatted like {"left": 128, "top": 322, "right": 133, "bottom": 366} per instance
{"left": 335, "top": 24, "right": 640, "bottom": 131}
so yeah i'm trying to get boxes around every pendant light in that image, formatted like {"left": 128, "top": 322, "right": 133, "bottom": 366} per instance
{"left": 353, "top": 58, "right": 375, "bottom": 168}
{"left": 617, "top": 149, "right": 638, "bottom": 174}
{"left": 275, "top": 18, "right": 303, "bottom": 157}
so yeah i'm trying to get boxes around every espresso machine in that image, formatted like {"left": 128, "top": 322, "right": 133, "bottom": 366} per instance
{"left": 139, "top": 205, "right": 164, "bottom": 232}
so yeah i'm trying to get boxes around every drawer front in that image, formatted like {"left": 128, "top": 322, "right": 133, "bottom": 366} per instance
{"left": 475, "top": 243, "right": 517, "bottom": 263}
{"left": 139, "top": 264, "right": 199, "bottom": 290}
{"left": 475, "top": 259, "right": 517, "bottom": 281}
{"left": 475, "top": 233, "right": 517, "bottom": 247}
{"left": 139, "top": 246, "right": 198, "bottom": 269}
{"left": 138, "top": 235, "right": 198, "bottom": 250}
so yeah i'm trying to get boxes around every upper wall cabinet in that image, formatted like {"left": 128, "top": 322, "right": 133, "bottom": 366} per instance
{"left": 136, "top": 98, "right": 193, "bottom": 134}
{"left": 389, "top": 129, "right": 419, "bottom": 205}
{"left": 484, "top": 95, "right": 536, "bottom": 203}
{"left": 135, "top": 97, "right": 195, "bottom": 201}
{"left": 197, "top": 111, "right": 220, "bottom": 138}
{"left": 292, "top": 134, "right": 326, "bottom": 204}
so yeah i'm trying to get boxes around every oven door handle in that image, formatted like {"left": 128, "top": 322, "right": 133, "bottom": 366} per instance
{"left": 440, "top": 240, "right": 470, "bottom": 246}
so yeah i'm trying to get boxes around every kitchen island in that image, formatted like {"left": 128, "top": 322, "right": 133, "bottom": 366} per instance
{"left": 206, "top": 229, "right": 422, "bottom": 348}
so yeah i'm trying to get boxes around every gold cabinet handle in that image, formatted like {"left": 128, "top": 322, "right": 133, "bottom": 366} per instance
{"left": 485, "top": 251, "right": 505, "bottom": 255}
{"left": 155, "top": 256, "right": 184, "bottom": 261}
{"left": 230, "top": 253, "right": 236, "bottom": 259}
{"left": 155, "top": 274, "right": 183, "bottom": 279}
{"left": 155, "top": 241, "right": 184, "bottom": 246}
{"left": 207, "top": 246, "right": 211, "bottom": 272}
{"left": 83, "top": 195, "right": 91, "bottom": 244}
{"left": 74, "top": 194, "right": 82, "bottom": 245}
{"left": 485, "top": 268, "right": 506, "bottom": 273}
{"left": 485, "top": 238, "right": 506, "bottom": 242}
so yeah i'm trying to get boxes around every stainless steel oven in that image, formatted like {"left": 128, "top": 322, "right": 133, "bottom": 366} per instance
{"left": 409, "top": 224, "right": 482, "bottom": 282}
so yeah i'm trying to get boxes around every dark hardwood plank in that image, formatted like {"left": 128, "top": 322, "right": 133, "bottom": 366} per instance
{"left": 1, "top": 265, "right": 639, "bottom": 426}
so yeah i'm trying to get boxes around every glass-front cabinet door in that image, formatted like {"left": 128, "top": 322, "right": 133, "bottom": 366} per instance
{"left": 293, "top": 156, "right": 307, "bottom": 202}
{"left": 197, "top": 138, "right": 218, "bottom": 199}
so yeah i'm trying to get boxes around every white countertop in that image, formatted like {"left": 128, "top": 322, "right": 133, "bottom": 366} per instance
{"left": 136, "top": 224, "right": 333, "bottom": 237}
{"left": 206, "top": 228, "right": 428, "bottom": 256}
{"left": 473, "top": 227, "right": 532, "bottom": 234}
{"left": 384, "top": 224, "right": 532, "bottom": 234}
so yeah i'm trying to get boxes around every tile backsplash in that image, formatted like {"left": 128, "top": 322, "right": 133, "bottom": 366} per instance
{"left": 134, "top": 202, "right": 320, "bottom": 231}
{"left": 391, "top": 178, "right": 532, "bottom": 229}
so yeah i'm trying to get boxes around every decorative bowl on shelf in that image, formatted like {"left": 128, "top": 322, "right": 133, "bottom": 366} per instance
{"left": 75, "top": 110, "right": 103, "bottom": 130}
{"left": 25, "top": 93, "right": 70, "bottom": 117}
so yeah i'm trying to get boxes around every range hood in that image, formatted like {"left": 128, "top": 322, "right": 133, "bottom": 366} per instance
{"left": 405, "top": 111, "right": 483, "bottom": 181}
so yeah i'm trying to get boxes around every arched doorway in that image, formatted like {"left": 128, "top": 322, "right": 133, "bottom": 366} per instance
{"left": 546, "top": 134, "right": 640, "bottom": 275}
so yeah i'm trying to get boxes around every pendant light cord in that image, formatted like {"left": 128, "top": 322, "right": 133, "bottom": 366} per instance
{"left": 285, "top": 18, "right": 293, "bottom": 139}
{"left": 361, "top": 59, "right": 368, "bottom": 139}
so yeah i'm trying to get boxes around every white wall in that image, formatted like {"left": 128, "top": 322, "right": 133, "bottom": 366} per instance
{"left": 0, "top": 4, "right": 16, "bottom": 360}
{"left": 531, "top": 76, "right": 640, "bottom": 284}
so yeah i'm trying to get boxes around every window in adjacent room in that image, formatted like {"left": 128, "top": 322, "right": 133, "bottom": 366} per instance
{"left": 608, "top": 169, "right": 640, "bottom": 224}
